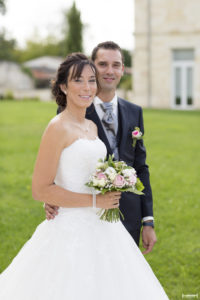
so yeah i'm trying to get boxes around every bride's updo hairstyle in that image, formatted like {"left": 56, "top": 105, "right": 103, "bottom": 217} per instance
{"left": 52, "top": 53, "right": 99, "bottom": 111}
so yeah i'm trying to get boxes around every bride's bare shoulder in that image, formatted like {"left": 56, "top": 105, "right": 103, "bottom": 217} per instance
{"left": 47, "top": 113, "right": 69, "bottom": 130}
{"left": 42, "top": 114, "right": 70, "bottom": 142}
{"left": 87, "top": 120, "right": 98, "bottom": 135}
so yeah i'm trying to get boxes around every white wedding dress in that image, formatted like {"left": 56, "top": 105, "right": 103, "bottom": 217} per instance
{"left": 0, "top": 138, "right": 169, "bottom": 300}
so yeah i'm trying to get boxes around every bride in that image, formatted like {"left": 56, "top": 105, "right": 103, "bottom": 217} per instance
{"left": 0, "top": 53, "right": 169, "bottom": 300}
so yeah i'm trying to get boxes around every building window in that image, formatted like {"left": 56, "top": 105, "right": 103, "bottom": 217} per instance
{"left": 173, "top": 49, "right": 194, "bottom": 61}
{"left": 172, "top": 49, "right": 194, "bottom": 109}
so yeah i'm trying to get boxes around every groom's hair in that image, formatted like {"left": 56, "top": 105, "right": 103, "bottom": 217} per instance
{"left": 91, "top": 41, "right": 124, "bottom": 63}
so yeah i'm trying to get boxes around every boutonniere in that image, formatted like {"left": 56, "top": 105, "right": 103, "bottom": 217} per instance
{"left": 132, "top": 127, "right": 143, "bottom": 147}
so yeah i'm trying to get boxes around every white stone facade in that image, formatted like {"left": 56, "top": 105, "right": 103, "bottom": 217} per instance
{"left": 0, "top": 61, "right": 34, "bottom": 91}
{"left": 133, "top": 0, "right": 200, "bottom": 109}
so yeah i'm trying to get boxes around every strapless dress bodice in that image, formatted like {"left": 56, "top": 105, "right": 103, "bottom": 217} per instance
{"left": 54, "top": 137, "right": 107, "bottom": 194}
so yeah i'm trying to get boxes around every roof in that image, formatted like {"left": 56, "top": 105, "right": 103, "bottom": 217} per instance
{"left": 24, "top": 56, "right": 63, "bottom": 71}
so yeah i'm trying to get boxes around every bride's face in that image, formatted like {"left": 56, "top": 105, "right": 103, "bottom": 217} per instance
{"left": 66, "top": 65, "right": 97, "bottom": 108}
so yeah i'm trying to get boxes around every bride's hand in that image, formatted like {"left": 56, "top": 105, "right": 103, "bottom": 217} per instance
{"left": 96, "top": 192, "right": 121, "bottom": 209}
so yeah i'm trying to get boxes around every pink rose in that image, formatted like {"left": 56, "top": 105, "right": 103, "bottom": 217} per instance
{"left": 132, "top": 130, "right": 140, "bottom": 138}
{"left": 97, "top": 172, "right": 107, "bottom": 180}
{"left": 113, "top": 175, "right": 125, "bottom": 188}
{"left": 128, "top": 174, "right": 137, "bottom": 185}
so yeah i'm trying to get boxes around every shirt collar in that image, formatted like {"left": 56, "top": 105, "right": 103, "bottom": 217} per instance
{"left": 94, "top": 94, "right": 118, "bottom": 107}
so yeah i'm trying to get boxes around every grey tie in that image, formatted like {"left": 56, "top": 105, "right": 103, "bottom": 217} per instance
{"left": 101, "top": 102, "right": 117, "bottom": 134}
{"left": 101, "top": 102, "right": 119, "bottom": 160}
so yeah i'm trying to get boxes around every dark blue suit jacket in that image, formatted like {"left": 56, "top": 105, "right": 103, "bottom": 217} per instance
{"left": 85, "top": 98, "right": 153, "bottom": 244}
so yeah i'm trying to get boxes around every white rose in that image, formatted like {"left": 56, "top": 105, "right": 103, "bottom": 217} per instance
{"left": 92, "top": 178, "right": 99, "bottom": 186}
{"left": 98, "top": 178, "right": 106, "bottom": 187}
{"left": 122, "top": 168, "right": 136, "bottom": 177}
{"left": 105, "top": 167, "right": 117, "bottom": 181}
{"left": 92, "top": 177, "right": 106, "bottom": 187}
{"left": 105, "top": 167, "right": 116, "bottom": 175}
{"left": 109, "top": 173, "right": 116, "bottom": 181}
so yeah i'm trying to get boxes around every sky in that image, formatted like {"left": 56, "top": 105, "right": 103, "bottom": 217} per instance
{"left": 0, "top": 0, "right": 135, "bottom": 55}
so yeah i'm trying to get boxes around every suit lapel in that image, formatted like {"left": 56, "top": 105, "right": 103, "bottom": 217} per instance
{"left": 86, "top": 99, "right": 130, "bottom": 158}
{"left": 86, "top": 104, "right": 113, "bottom": 155}
{"left": 118, "top": 98, "right": 130, "bottom": 157}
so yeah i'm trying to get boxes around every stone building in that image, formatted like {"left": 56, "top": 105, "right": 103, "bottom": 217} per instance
{"left": 133, "top": 0, "right": 200, "bottom": 109}
{"left": 24, "top": 56, "right": 63, "bottom": 88}
{"left": 0, "top": 61, "right": 34, "bottom": 92}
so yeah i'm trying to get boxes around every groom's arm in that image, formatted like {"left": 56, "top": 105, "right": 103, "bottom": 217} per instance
{"left": 133, "top": 107, "right": 157, "bottom": 253}
{"left": 45, "top": 203, "right": 59, "bottom": 220}
{"left": 133, "top": 107, "right": 153, "bottom": 219}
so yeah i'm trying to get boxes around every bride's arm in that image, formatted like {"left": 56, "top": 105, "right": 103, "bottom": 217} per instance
{"left": 32, "top": 119, "right": 93, "bottom": 207}
{"left": 32, "top": 119, "right": 120, "bottom": 209}
{"left": 43, "top": 120, "right": 115, "bottom": 219}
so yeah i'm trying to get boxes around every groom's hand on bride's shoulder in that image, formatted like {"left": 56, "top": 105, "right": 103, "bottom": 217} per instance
{"left": 44, "top": 203, "right": 59, "bottom": 220}
{"left": 142, "top": 227, "right": 157, "bottom": 255}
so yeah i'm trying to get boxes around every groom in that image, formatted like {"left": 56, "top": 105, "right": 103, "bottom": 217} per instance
{"left": 46, "top": 41, "right": 157, "bottom": 253}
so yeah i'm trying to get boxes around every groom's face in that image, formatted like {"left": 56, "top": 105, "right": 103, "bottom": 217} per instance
{"left": 94, "top": 49, "right": 124, "bottom": 94}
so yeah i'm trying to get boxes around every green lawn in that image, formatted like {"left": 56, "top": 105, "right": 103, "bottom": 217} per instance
{"left": 0, "top": 100, "right": 200, "bottom": 300}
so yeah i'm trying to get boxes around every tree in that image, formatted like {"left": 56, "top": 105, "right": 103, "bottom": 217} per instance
{"left": 0, "top": 30, "right": 18, "bottom": 61}
{"left": 118, "top": 49, "right": 132, "bottom": 90}
{"left": 0, "top": 1, "right": 17, "bottom": 61}
{"left": 16, "top": 34, "right": 63, "bottom": 62}
{"left": 0, "top": 1, "right": 84, "bottom": 62}
{"left": 60, "top": 2, "right": 83, "bottom": 56}
{"left": 122, "top": 49, "right": 131, "bottom": 67}
{"left": 0, "top": 0, "right": 6, "bottom": 14}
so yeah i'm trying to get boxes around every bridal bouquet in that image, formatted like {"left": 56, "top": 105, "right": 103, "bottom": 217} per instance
{"left": 86, "top": 155, "right": 144, "bottom": 222}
